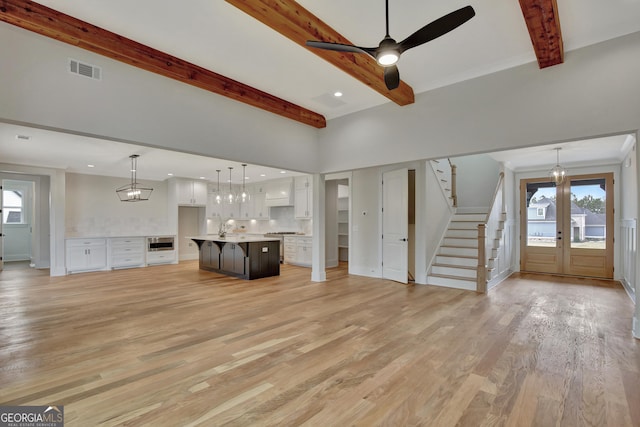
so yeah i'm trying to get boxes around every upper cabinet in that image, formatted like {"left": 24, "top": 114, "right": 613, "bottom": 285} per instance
{"left": 252, "top": 185, "right": 270, "bottom": 220}
{"left": 294, "top": 176, "right": 312, "bottom": 219}
{"left": 264, "top": 178, "right": 294, "bottom": 207}
{"left": 174, "top": 178, "right": 207, "bottom": 206}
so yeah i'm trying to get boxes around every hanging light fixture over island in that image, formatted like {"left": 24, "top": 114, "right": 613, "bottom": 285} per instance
{"left": 116, "top": 154, "right": 153, "bottom": 202}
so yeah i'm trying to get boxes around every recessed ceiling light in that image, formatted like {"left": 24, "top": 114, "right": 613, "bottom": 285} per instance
{"left": 87, "top": 164, "right": 95, "bottom": 168}
{"left": 15, "top": 134, "right": 31, "bottom": 141}
{"left": 199, "top": 176, "right": 206, "bottom": 180}
{"left": 334, "top": 91, "right": 343, "bottom": 97}
{"left": 167, "top": 173, "right": 174, "bottom": 176}
{"left": 280, "top": 171, "right": 287, "bottom": 174}
{"left": 260, "top": 174, "right": 266, "bottom": 177}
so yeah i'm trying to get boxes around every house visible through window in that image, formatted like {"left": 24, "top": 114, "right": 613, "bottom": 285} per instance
{"left": 537, "top": 207, "right": 544, "bottom": 217}
{"left": 2, "top": 190, "right": 24, "bottom": 224}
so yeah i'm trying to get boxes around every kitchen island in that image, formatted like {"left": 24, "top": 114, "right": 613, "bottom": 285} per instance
{"left": 189, "top": 235, "right": 280, "bottom": 280}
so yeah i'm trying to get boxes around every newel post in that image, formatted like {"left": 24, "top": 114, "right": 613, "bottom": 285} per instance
{"left": 451, "top": 164, "right": 458, "bottom": 208}
{"left": 477, "top": 224, "right": 487, "bottom": 293}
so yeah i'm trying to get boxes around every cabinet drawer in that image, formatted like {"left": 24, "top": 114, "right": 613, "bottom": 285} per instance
{"left": 67, "top": 238, "right": 106, "bottom": 247}
{"left": 111, "top": 237, "right": 144, "bottom": 248}
{"left": 147, "top": 250, "right": 176, "bottom": 265}
{"left": 112, "top": 254, "right": 145, "bottom": 268}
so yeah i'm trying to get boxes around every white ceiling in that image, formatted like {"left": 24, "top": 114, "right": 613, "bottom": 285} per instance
{"left": 2, "top": 1, "right": 640, "bottom": 180}
{"left": 33, "top": 0, "right": 640, "bottom": 120}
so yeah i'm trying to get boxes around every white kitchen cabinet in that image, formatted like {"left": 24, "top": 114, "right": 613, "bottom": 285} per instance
{"left": 252, "top": 185, "right": 270, "bottom": 220}
{"left": 175, "top": 178, "right": 207, "bottom": 206}
{"left": 110, "top": 237, "right": 145, "bottom": 269}
{"left": 207, "top": 192, "right": 223, "bottom": 219}
{"left": 221, "top": 200, "right": 240, "bottom": 219}
{"left": 66, "top": 238, "right": 107, "bottom": 273}
{"left": 264, "top": 178, "right": 293, "bottom": 207}
{"left": 284, "top": 236, "right": 312, "bottom": 267}
{"left": 294, "top": 176, "right": 312, "bottom": 219}
{"left": 238, "top": 184, "right": 255, "bottom": 220}
{"left": 146, "top": 250, "right": 176, "bottom": 265}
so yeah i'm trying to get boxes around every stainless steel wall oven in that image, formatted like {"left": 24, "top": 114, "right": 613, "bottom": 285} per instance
{"left": 147, "top": 236, "right": 175, "bottom": 251}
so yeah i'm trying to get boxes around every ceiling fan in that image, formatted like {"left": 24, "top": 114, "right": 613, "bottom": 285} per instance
{"left": 306, "top": 2, "right": 476, "bottom": 90}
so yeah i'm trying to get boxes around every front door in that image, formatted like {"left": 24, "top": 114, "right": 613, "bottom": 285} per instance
{"left": 382, "top": 168, "right": 408, "bottom": 283}
{"left": 520, "top": 173, "right": 614, "bottom": 278}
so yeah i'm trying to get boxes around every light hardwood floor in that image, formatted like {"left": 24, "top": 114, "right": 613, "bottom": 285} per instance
{"left": 1, "top": 262, "right": 639, "bottom": 426}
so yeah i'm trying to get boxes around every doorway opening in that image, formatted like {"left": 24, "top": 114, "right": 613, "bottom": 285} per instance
{"left": 1, "top": 179, "right": 35, "bottom": 271}
{"left": 520, "top": 173, "right": 614, "bottom": 278}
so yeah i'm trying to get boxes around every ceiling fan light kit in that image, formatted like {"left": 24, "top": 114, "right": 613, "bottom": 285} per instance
{"left": 306, "top": 1, "right": 475, "bottom": 90}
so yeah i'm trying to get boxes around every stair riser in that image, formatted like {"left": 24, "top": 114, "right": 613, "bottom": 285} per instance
{"left": 427, "top": 276, "right": 477, "bottom": 291}
{"left": 440, "top": 247, "right": 478, "bottom": 257}
{"left": 445, "top": 229, "right": 478, "bottom": 238}
{"left": 453, "top": 214, "right": 486, "bottom": 222}
{"left": 443, "top": 238, "right": 478, "bottom": 248}
{"left": 431, "top": 265, "right": 477, "bottom": 278}
{"left": 435, "top": 256, "right": 476, "bottom": 267}
{"left": 449, "top": 221, "right": 481, "bottom": 230}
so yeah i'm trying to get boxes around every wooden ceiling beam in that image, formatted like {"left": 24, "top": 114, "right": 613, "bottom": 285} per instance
{"left": 0, "top": 0, "right": 326, "bottom": 128}
{"left": 225, "top": 0, "right": 415, "bottom": 106}
{"left": 518, "top": 0, "right": 564, "bottom": 68}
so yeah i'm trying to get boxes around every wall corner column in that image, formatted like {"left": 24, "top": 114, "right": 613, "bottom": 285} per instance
{"left": 311, "top": 173, "right": 326, "bottom": 282}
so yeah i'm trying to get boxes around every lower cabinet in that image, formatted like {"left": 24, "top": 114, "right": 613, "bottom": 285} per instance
{"left": 284, "top": 236, "right": 312, "bottom": 267}
{"left": 146, "top": 250, "right": 176, "bottom": 265}
{"left": 196, "top": 240, "right": 280, "bottom": 279}
{"left": 201, "top": 241, "right": 220, "bottom": 270}
{"left": 110, "top": 237, "right": 145, "bottom": 269}
{"left": 66, "top": 238, "right": 107, "bottom": 273}
{"left": 221, "top": 243, "right": 246, "bottom": 276}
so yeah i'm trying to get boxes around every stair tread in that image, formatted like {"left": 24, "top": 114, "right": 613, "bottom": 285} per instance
{"left": 441, "top": 245, "right": 479, "bottom": 249}
{"left": 437, "top": 254, "right": 478, "bottom": 259}
{"left": 432, "top": 263, "right": 476, "bottom": 270}
{"left": 428, "top": 273, "right": 477, "bottom": 281}
{"left": 445, "top": 236, "right": 477, "bottom": 240}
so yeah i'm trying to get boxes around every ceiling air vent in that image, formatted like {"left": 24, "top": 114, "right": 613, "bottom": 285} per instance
{"left": 69, "top": 58, "right": 101, "bottom": 80}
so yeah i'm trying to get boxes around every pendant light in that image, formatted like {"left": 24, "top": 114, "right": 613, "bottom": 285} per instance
{"left": 549, "top": 147, "right": 567, "bottom": 185}
{"left": 214, "top": 169, "right": 222, "bottom": 204}
{"left": 237, "top": 164, "right": 251, "bottom": 203}
{"left": 225, "top": 167, "right": 236, "bottom": 204}
{"left": 116, "top": 154, "right": 153, "bottom": 202}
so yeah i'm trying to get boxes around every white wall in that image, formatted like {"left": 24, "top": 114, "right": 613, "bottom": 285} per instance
{"left": 0, "top": 23, "right": 320, "bottom": 174}
{"left": 451, "top": 154, "right": 501, "bottom": 212}
{"left": 66, "top": 173, "right": 170, "bottom": 237}
{"left": 319, "top": 32, "right": 640, "bottom": 173}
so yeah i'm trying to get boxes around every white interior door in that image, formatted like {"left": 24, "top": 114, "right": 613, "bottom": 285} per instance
{"left": 382, "top": 168, "right": 408, "bottom": 283}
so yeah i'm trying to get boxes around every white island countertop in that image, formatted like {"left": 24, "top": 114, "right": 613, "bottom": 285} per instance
{"left": 188, "top": 235, "right": 282, "bottom": 243}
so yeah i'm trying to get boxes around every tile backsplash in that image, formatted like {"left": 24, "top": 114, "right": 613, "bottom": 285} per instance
{"left": 206, "top": 206, "right": 312, "bottom": 235}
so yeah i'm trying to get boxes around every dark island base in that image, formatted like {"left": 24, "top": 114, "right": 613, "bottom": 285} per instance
{"left": 192, "top": 239, "right": 280, "bottom": 280}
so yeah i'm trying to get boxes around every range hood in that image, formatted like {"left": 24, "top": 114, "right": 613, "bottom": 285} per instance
{"left": 264, "top": 178, "right": 293, "bottom": 207}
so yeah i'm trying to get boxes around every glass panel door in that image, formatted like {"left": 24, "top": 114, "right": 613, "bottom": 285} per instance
{"left": 520, "top": 173, "right": 613, "bottom": 279}
{"left": 520, "top": 179, "right": 563, "bottom": 274}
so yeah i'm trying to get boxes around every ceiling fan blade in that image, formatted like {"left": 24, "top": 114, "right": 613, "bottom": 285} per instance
{"left": 384, "top": 65, "right": 400, "bottom": 90}
{"left": 306, "top": 41, "right": 375, "bottom": 57}
{"left": 398, "top": 5, "right": 475, "bottom": 53}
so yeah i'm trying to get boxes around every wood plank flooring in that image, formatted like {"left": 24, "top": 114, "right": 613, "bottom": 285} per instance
{"left": 1, "top": 262, "right": 639, "bottom": 426}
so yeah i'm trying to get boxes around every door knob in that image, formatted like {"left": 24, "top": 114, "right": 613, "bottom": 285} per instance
{"left": 400, "top": 238, "right": 408, "bottom": 242}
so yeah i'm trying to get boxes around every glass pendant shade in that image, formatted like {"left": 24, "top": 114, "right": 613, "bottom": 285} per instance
{"left": 237, "top": 164, "right": 251, "bottom": 203}
{"left": 116, "top": 154, "right": 153, "bottom": 202}
{"left": 214, "top": 169, "right": 222, "bottom": 205}
{"left": 225, "top": 167, "right": 236, "bottom": 204}
{"left": 549, "top": 148, "right": 567, "bottom": 185}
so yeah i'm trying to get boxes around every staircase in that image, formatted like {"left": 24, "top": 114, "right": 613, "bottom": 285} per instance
{"left": 427, "top": 213, "right": 485, "bottom": 291}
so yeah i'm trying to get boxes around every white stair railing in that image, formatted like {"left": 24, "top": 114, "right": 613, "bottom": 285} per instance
{"left": 477, "top": 172, "right": 505, "bottom": 293}
{"left": 430, "top": 159, "right": 457, "bottom": 208}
